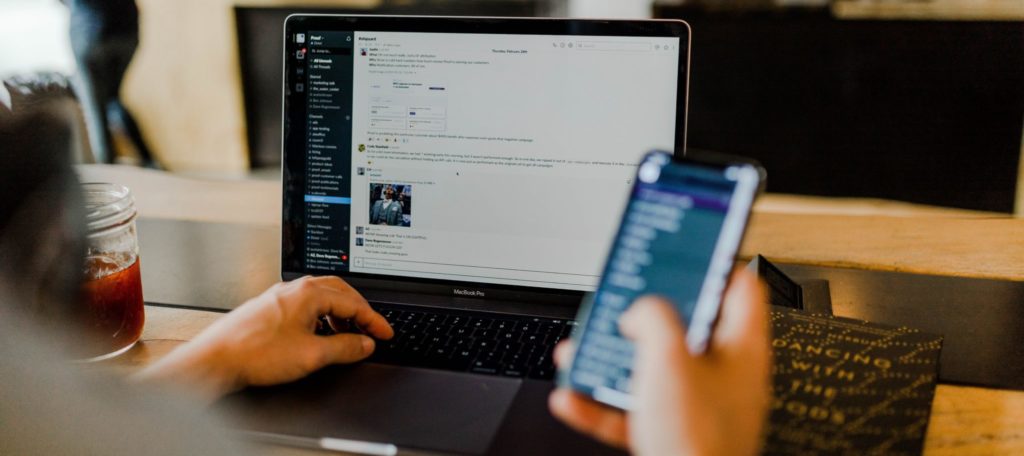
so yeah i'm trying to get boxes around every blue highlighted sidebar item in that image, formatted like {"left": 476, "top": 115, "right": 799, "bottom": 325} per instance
{"left": 304, "top": 195, "right": 352, "bottom": 205}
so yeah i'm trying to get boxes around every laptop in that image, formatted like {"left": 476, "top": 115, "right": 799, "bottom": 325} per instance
{"left": 223, "top": 15, "right": 690, "bottom": 455}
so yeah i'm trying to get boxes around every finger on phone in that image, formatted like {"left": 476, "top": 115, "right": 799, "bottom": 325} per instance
{"left": 713, "top": 269, "right": 767, "bottom": 355}
{"left": 553, "top": 340, "right": 574, "bottom": 366}
{"left": 620, "top": 297, "right": 690, "bottom": 361}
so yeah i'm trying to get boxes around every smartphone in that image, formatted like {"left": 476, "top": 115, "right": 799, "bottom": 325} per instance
{"left": 561, "top": 150, "right": 763, "bottom": 410}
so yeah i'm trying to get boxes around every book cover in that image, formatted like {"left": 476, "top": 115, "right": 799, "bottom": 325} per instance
{"left": 765, "top": 307, "right": 943, "bottom": 455}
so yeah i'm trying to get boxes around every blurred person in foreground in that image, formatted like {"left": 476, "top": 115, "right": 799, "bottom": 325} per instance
{"left": 0, "top": 99, "right": 391, "bottom": 454}
{"left": 0, "top": 99, "right": 770, "bottom": 455}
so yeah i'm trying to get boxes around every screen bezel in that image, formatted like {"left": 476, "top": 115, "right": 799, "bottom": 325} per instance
{"left": 281, "top": 15, "right": 692, "bottom": 305}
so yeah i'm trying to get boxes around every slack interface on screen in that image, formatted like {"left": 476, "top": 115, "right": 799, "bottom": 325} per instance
{"left": 297, "top": 30, "right": 680, "bottom": 291}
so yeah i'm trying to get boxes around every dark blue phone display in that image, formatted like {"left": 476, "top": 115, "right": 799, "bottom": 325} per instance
{"left": 569, "top": 154, "right": 741, "bottom": 405}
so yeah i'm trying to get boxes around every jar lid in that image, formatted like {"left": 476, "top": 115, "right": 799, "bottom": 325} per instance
{"left": 82, "top": 183, "right": 136, "bottom": 236}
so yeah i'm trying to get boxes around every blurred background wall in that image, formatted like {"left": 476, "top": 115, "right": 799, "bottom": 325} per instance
{"left": 2, "top": 0, "right": 1022, "bottom": 213}
{"left": 123, "top": 0, "right": 380, "bottom": 174}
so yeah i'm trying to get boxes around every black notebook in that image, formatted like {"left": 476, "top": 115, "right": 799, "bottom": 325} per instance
{"left": 765, "top": 307, "right": 943, "bottom": 455}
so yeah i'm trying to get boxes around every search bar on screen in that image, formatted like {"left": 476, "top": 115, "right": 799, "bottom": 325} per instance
{"left": 576, "top": 41, "right": 652, "bottom": 52}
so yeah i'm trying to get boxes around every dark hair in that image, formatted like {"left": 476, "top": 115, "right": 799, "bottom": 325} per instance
{"left": 0, "top": 99, "right": 86, "bottom": 321}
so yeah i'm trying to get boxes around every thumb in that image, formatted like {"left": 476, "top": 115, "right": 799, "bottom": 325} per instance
{"left": 619, "top": 297, "right": 694, "bottom": 423}
{"left": 620, "top": 297, "right": 692, "bottom": 367}
{"left": 318, "top": 333, "right": 375, "bottom": 365}
{"left": 712, "top": 269, "right": 769, "bottom": 357}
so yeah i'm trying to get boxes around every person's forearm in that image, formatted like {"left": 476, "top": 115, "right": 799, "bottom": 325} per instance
{"left": 132, "top": 340, "right": 241, "bottom": 404}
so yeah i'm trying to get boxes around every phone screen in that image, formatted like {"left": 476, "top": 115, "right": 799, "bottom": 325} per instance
{"left": 565, "top": 151, "right": 759, "bottom": 409}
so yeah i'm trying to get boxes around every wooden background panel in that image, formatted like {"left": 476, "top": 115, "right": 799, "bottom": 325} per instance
{"left": 743, "top": 213, "right": 1024, "bottom": 281}
{"left": 833, "top": 0, "right": 1024, "bottom": 21}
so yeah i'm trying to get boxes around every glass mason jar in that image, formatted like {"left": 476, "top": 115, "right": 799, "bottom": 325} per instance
{"left": 78, "top": 183, "right": 145, "bottom": 361}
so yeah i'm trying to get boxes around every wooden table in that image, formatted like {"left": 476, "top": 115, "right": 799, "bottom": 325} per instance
{"left": 78, "top": 165, "right": 1024, "bottom": 455}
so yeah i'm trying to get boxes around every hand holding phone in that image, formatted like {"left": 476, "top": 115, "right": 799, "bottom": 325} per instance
{"left": 550, "top": 269, "right": 771, "bottom": 456}
{"left": 560, "top": 150, "right": 762, "bottom": 410}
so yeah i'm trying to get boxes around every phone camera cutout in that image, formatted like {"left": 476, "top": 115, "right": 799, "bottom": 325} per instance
{"left": 638, "top": 162, "right": 661, "bottom": 183}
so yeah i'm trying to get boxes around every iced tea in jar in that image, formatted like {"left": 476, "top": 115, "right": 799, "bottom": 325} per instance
{"left": 77, "top": 183, "right": 145, "bottom": 361}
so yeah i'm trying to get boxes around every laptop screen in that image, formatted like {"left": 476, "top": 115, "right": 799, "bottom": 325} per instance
{"left": 282, "top": 16, "right": 689, "bottom": 295}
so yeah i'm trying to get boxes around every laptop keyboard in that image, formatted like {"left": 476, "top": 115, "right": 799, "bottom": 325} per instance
{"left": 352, "top": 303, "right": 578, "bottom": 380}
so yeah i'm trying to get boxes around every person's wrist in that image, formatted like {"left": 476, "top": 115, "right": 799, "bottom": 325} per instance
{"left": 134, "top": 333, "right": 244, "bottom": 403}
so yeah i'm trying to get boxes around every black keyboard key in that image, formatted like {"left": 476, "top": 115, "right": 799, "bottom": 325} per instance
{"left": 448, "top": 326, "right": 472, "bottom": 338}
{"left": 538, "top": 323, "right": 559, "bottom": 334}
{"left": 445, "top": 315, "right": 468, "bottom": 327}
{"left": 497, "top": 341, "right": 521, "bottom": 354}
{"left": 391, "top": 333, "right": 408, "bottom": 346}
{"left": 473, "top": 328, "right": 496, "bottom": 339}
{"left": 450, "top": 349, "right": 476, "bottom": 365}
{"left": 479, "top": 350, "right": 502, "bottom": 362}
{"left": 429, "top": 345, "right": 452, "bottom": 358}
{"left": 471, "top": 360, "right": 501, "bottom": 375}
{"left": 528, "top": 366, "right": 554, "bottom": 380}
{"left": 399, "top": 312, "right": 423, "bottom": 323}
{"left": 405, "top": 322, "right": 428, "bottom": 333}
{"left": 427, "top": 324, "right": 450, "bottom": 335}
{"left": 407, "top": 344, "right": 427, "bottom": 357}
{"left": 496, "top": 331, "right": 520, "bottom": 342}
{"left": 494, "top": 320, "right": 517, "bottom": 331}
{"left": 470, "top": 319, "right": 494, "bottom": 330}
{"left": 533, "top": 353, "right": 550, "bottom": 368}
{"left": 471, "top": 339, "right": 495, "bottom": 351}
{"left": 505, "top": 351, "right": 529, "bottom": 365}
{"left": 522, "top": 333, "right": 546, "bottom": 345}
{"left": 502, "top": 365, "right": 526, "bottom": 377}
{"left": 521, "top": 343, "right": 543, "bottom": 355}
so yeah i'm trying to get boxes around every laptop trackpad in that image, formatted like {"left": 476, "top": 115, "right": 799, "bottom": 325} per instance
{"left": 221, "top": 363, "right": 522, "bottom": 455}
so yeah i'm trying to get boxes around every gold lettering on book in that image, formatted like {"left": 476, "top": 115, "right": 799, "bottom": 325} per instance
{"left": 765, "top": 309, "right": 941, "bottom": 454}
{"left": 790, "top": 360, "right": 857, "bottom": 381}
{"left": 773, "top": 338, "right": 892, "bottom": 369}
{"left": 772, "top": 398, "right": 847, "bottom": 425}
{"left": 789, "top": 379, "right": 838, "bottom": 399}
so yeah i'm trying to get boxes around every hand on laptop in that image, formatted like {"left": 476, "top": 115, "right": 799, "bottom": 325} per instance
{"left": 135, "top": 276, "right": 393, "bottom": 403}
{"left": 549, "top": 270, "right": 771, "bottom": 456}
